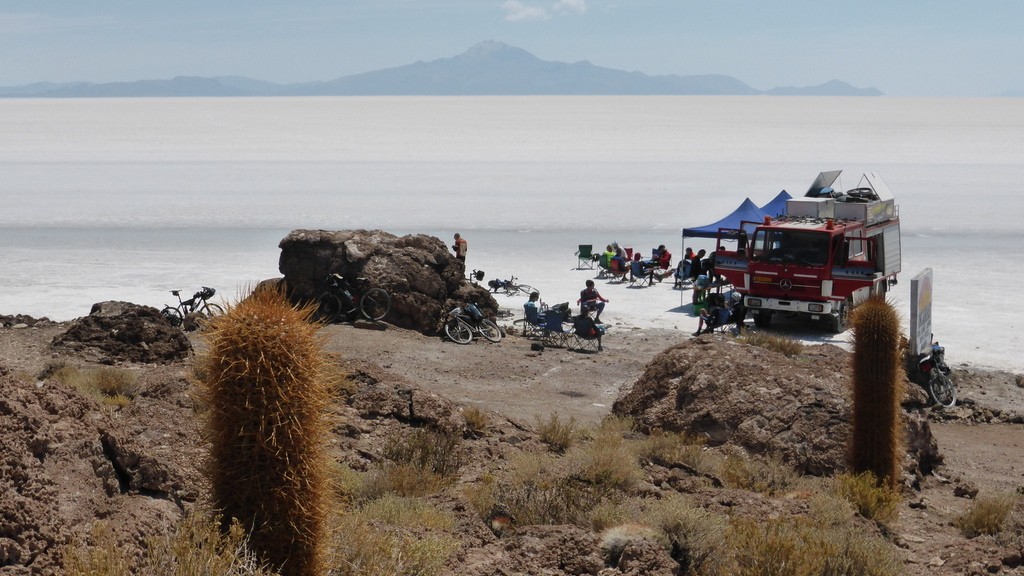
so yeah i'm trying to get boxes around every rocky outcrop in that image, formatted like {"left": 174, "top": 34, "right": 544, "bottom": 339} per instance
{"left": 277, "top": 229, "right": 497, "bottom": 333}
{"left": 0, "top": 370, "right": 203, "bottom": 574}
{"left": 50, "top": 301, "right": 191, "bottom": 364}
{"left": 611, "top": 336, "right": 941, "bottom": 479}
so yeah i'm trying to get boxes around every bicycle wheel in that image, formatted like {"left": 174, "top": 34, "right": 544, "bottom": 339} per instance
{"left": 359, "top": 287, "right": 391, "bottom": 321}
{"left": 478, "top": 319, "right": 502, "bottom": 343}
{"left": 161, "top": 306, "right": 183, "bottom": 327}
{"left": 929, "top": 371, "right": 957, "bottom": 408}
{"left": 445, "top": 318, "right": 473, "bottom": 344}
{"left": 316, "top": 293, "right": 343, "bottom": 324}
{"left": 200, "top": 302, "right": 225, "bottom": 317}
{"left": 515, "top": 285, "right": 536, "bottom": 297}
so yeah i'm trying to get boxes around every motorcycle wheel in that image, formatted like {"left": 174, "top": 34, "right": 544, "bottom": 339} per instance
{"left": 928, "top": 370, "right": 957, "bottom": 408}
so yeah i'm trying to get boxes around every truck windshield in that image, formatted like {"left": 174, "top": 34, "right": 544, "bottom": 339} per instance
{"left": 751, "top": 229, "right": 829, "bottom": 266}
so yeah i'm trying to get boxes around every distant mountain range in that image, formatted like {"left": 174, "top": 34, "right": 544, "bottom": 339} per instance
{"left": 0, "top": 41, "right": 884, "bottom": 98}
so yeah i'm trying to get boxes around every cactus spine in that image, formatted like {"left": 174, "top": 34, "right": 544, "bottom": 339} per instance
{"left": 849, "top": 295, "right": 905, "bottom": 490}
{"left": 198, "top": 288, "right": 328, "bottom": 576}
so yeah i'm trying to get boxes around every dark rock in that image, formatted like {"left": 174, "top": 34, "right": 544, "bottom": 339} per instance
{"left": 277, "top": 229, "right": 497, "bottom": 334}
{"left": 50, "top": 301, "right": 192, "bottom": 364}
{"left": 612, "top": 337, "right": 939, "bottom": 477}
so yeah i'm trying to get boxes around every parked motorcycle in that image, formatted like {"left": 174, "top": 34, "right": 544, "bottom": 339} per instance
{"left": 918, "top": 341, "right": 956, "bottom": 408}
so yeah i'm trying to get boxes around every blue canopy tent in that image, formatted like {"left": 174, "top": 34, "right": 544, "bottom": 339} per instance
{"left": 679, "top": 197, "right": 769, "bottom": 306}
{"left": 681, "top": 198, "right": 767, "bottom": 239}
{"left": 759, "top": 190, "right": 792, "bottom": 218}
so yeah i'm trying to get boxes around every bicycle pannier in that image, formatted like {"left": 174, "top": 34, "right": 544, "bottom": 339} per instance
{"left": 465, "top": 303, "right": 484, "bottom": 321}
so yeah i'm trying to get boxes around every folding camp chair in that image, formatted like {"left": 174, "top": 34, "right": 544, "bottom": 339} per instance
{"left": 629, "top": 260, "right": 653, "bottom": 287}
{"left": 575, "top": 244, "right": 596, "bottom": 270}
{"left": 608, "top": 258, "right": 630, "bottom": 283}
{"left": 542, "top": 307, "right": 572, "bottom": 348}
{"left": 519, "top": 303, "right": 547, "bottom": 337}
{"left": 596, "top": 252, "right": 612, "bottom": 278}
{"left": 571, "top": 315, "right": 603, "bottom": 352}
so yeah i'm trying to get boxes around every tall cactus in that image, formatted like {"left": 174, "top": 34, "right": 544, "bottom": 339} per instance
{"left": 848, "top": 295, "right": 905, "bottom": 490}
{"left": 198, "top": 288, "right": 329, "bottom": 576}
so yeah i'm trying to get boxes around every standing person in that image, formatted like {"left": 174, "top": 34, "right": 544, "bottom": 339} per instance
{"left": 689, "top": 249, "right": 706, "bottom": 282}
{"left": 452, "top": 233, "right": 468, "bottom": 261}
{"left": 577, "top": 279, "right": 609, "bottom": 322}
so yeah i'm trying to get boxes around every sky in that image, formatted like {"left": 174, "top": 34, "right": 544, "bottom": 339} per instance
{"left": 2, "top": 1, "right": 1022, "bottom": 97}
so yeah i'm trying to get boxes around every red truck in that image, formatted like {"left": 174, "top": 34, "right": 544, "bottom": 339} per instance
{"left": 714, "top": 171, "right": 901, "bottom": 333}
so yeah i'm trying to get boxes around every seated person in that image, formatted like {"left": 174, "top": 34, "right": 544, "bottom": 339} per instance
{"left": 673, "top": 259, "right": 691, "bottom": 288}
{"left": 631, "top": 252, "right": 656, "bottom": 283}
{"left": 577, "top": 279, "right": 608, "bottom": 322}
{"left": 523, "top": 291, "right": 546, "bottom": 324}
{"left": 693, "top": 293, "right": 728, "bottom": 335}
{"left": 572, "top": 309, "right": 605, "bottom": 351}
{"left": 654, "top": 245, "right": 672, "bottom": 269}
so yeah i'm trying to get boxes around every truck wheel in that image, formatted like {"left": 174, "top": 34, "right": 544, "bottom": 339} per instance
{"left": 753, "top": 310, "right": 773, "bottom": 328}
{"left": 831, "top": 301, "right": 850, "bottom": 333}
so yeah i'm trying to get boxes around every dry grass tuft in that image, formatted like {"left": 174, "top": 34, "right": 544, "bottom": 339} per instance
{"left": 727, "top": 515, "right": 901, "bottom": 576}
{"left": 44, "top": 362, "right": 138, "bottom": 408}
{"left": 642, "top": 495, "right": 728, "bottom": 575}
{"left": 330, "top": 514, "right": 457, "bottom": 576}
{"left": 64, "top": 512, "right": 276, "bottom": 576}
{"left": 719, "top": 451, "right": 799, "bottom": 496}
{"left": 956, "top": 492, "right": 1019, "bottom": 537}
{"left": 737, "top": 332, "right": 804, "bottom": 357}
{"left": 834, "top": 471, "right": 901, "bottom": 526}
{"left": 461, "top": 406, "right": 489, "bottom": 437}
{"left": 536, "top": 413, "right": 579, "bottom": 453}
{"left": 637, "top": 429, "right": 709, "bottom": 472}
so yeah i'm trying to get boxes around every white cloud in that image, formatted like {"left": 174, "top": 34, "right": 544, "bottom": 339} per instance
{"left": 554, "top": 0, "right": 587, "bottom": 15}
{"left": 502, "top": 1, "right": 550, "bottom": 22}
{"left": 502, "top": 0, "right": 587, "bottom": 22}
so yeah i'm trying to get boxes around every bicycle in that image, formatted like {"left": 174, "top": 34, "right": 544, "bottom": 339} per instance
{"left": 487, "top": 275, "right": 536, "bottom": 297}
{"left": 315, "top": 273, "right": 391, "bottom": 323}
{"left": 443, "top": 303, "right": 502, "bottom": 344}
{"left": 467, "top": 269, "right": 485, "bottom": 286}
{"left": 161, "top": 286, "right": 224, "bottom": 329}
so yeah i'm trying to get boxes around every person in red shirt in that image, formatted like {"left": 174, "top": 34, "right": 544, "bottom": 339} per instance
{"left": 576, "top": 279, "right": 609, "bottom": 322}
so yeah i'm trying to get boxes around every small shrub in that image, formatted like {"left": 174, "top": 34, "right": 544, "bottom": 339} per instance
{"left": 64, "top": 512, "right": 277, "bottom": 576}
{"left": 359, "top": 462, "right": 450, "bottom": 500}
{"left": 956, "top": 492, "right": 1019, "bottom": 537}
{"left": 382, "top": 427, "right": 464, "bottom": 477}
{"left": 589, "top": 499, "right": 643, "bottom": 531}
{"left": 330, "top": 513, "right": 457, "bottom": 576}
{"left": 643, "top": 495, "right": 728, "bottom": 575}
{"left": 638, "top": 430, "right": 708, "bottom": 472}
{"left": 725, "top": 514, "right": 902, "bottom": 576}
{"left": 568, "top": 425, "right": 643, "bottom": 492}
{"left": 461, "top": 406, "right": 489, "bottom": 437}
{"left": 834, "top": 472, "right": 901, "bottom": 526}
{"left": 486, "top": 452, "right": 610, "bottom": 527}
{"left": 329, "top": 460, "right": 364, "bottom": 504}
{"left": 48, "top": 364, "right": 138, "bottom": 407}
{"left": 536, "top": 413, "right": 578, "bottom": 453}
{"left": 357, "top": 495, "right": 455, "bottom": 531}
{"left": 737, "top": 332, "right": 804, "bottom": 357}
{"left": 719, "top": 451, "right": 798, "bottom": 496}
{"left": 491, "top": 476, "right": 606, "bottom": 527}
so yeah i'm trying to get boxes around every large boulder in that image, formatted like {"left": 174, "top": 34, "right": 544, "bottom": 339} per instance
{"left": 612, "top": 336, "right": 941, "bottom": 479}
{"left": 277, "top": 229, "right": 497, "bottom": 333}
{"left": 51, "top": 301, "right": 192, "bottom": 364}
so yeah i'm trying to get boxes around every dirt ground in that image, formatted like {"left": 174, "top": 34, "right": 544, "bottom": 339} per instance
{"left": 4, "top": 317, "right": 1024, "bottom": 574}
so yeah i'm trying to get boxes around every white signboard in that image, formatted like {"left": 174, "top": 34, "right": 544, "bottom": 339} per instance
{"left": 909, "top": 268, "right": 933, "bottom": 355}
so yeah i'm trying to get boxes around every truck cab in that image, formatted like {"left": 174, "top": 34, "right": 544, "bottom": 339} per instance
{"left": 714, "top": 171, "right": 900, "bottom": 332}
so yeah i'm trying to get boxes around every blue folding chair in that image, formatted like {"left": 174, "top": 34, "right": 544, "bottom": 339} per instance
{"left": 520, "top": 304, "right": 547, "bottom": 337}
{"left": 542, "top": 308, "right": 572, "bottom": 348}
{"left": 629, "top": 260, "right": 653, "bottom": 287}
